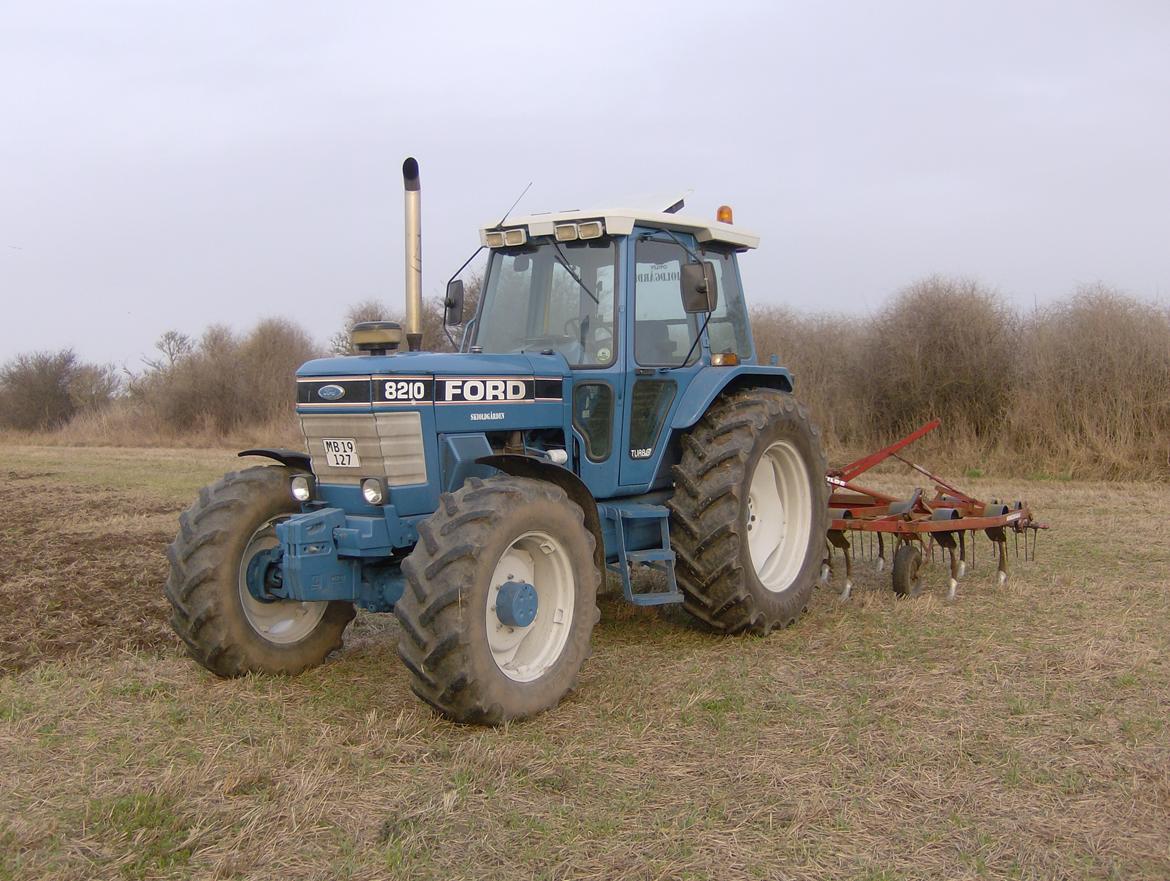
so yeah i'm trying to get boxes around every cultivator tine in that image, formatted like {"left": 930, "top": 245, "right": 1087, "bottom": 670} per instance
{"left": 946, "top": 546, "right": 960, "bottom": 600}
{"left": 932, "top": 528, "right": 960, "bottom": 600}
{"left": 826, "top": 530, "right": 854, "bottom": 600}
{"left": 841, "top": 545, "right": 854, "bottom": 601}
{"left": 876, "top": 532, "right": 886, "bottom": 573}
{"left": 958, "top": 530, "right": 968, "bottom": 577}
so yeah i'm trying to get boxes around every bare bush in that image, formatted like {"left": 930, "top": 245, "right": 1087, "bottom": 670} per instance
{"left": 859, "top": 277, "right": 1018, "bottom": 443}
{"left": 0, "top": 349, "right": 121, "bottom": 431}
{"left": 1011, "top": 285, "right": 1170, "bottom": 476}
{"left": 126, "top": 320, "right": 317, "bottom": 437}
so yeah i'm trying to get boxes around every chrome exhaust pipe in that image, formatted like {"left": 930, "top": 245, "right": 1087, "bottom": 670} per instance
{"left": 402, "top": 157, "right": 423, "bottom": 351}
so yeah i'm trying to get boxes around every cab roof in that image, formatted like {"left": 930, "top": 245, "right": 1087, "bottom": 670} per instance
{"left": 479, "top": 207, "right": 760, "bottom": 250}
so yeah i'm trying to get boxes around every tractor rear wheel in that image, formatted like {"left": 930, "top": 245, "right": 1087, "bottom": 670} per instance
{"left": 668, "top": 387, "right": 828, "bottom": 634}
{"left": 396, "top": 476, "right": 600, "bottom": 724}
{"left": 165, "top": 466, "right": 354, "bottom": 677}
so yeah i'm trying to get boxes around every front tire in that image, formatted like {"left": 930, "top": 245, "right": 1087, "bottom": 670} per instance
{"left": 668, "top": 388, "right": 829, "bottom": 634}
{"left": 164, "top": 466, "right": 354, "bottom": 677}
{"left": 395, "top": 476, "right": 600, "bottom": 724}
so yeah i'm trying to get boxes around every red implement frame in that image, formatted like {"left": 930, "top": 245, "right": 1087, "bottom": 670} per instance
{"left": 823, "top": 420, "right": 1047, "bottom": 599}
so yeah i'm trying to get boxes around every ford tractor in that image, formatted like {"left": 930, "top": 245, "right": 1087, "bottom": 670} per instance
{"left": 165, "top": 158, "right": 829, "bottom": 724}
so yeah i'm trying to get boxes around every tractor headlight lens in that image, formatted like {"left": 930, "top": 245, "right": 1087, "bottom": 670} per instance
{"left": 484, "top": 230, "right": 506, "bottom": 248}
{"left": 361, "top": 478, "right": 385, "bottom": 505}
{"left": 290, "top": 475, "right": 312, "bottom": 502}
{"left": 503, "top": 227, "right": 527, "bottom": 246}
{"left": 577, "top": 220, "right": 604, "bottom": 240}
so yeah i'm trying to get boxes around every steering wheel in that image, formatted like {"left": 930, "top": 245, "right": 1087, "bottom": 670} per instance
{"left": 517, "top": 333, "right": 574, "bottom": 350}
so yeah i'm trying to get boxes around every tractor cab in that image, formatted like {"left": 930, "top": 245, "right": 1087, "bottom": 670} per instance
{"left": 458, "top": 206, "right": 761, "bottom": 495}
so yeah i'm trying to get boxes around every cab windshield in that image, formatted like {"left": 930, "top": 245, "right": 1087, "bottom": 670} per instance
{"left": 472, "top": 238, "right": 618, "bottom": 367}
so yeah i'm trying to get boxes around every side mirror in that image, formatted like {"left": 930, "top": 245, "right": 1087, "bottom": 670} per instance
{"left": 680, "top": 261, "right": 719, "bottom": 314}
{"left": 444, "top": 279, "right": 465, "bottom": 326}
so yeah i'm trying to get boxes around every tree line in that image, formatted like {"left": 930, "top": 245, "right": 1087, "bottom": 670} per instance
{"left": 2, "top": 277, "right": 1167, "bottom": 478}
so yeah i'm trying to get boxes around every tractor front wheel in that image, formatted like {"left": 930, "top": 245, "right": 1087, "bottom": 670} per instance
{"left": 669, "top": 387, "right": 829, "bottom": 634}
{"left": 395, "top": 476, "right": 600, "bottom": 724}
{"left": 165, "top": 466, "right": 354, "bottom": 677}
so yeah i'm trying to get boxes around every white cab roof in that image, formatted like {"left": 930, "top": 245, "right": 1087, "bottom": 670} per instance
{"left": 479, "top": 207, "right": 759, "bottom": 250}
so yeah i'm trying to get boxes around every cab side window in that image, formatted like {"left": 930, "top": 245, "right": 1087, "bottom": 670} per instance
{"left": 702, "top": 247, "right": 753, "bottom": 360}
{"left": 634, "top": 237, "right": 700, "bottom": 366}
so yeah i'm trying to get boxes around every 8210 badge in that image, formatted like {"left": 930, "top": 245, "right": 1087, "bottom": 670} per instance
{"left": 375, "top": 376, "right": 433, "bottom": 404}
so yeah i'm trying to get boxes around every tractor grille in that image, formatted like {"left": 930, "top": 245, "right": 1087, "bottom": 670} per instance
{"left": 299, "top": 412, "right": 428, "bottom": 487}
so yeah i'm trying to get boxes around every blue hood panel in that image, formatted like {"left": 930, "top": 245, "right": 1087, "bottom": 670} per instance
{"left": 297, "top": 351, "right": 570, "bottom": 379}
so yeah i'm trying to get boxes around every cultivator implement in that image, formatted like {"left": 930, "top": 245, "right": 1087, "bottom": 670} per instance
{"left": 822, "top": 420, "right": 1047, "bottom": 601}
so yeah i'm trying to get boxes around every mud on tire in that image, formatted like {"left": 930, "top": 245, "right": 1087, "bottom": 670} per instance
{"left": 164, "top": 466, "right": 354, "bottom": 677}
{"left": 395, "top": 476, "right": 601, "bottom": 725}
{"left": 668, "top": 387, "right": 829, "bottom": 634}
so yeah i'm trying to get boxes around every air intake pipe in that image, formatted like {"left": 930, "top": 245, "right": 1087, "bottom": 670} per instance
{"left": 402, "top": 157, "right": 423, "bottom": 351}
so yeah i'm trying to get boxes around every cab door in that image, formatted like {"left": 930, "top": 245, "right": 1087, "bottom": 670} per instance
{"left": 618, "top": 229, "right": 705, "bottom": 489}
{"left": 560, "top": 242, "right": 623, "bottom": 498}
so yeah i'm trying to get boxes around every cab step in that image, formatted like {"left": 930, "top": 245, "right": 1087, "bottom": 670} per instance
{"left": 599, "top": 503, "right": 682, "bottom": 607}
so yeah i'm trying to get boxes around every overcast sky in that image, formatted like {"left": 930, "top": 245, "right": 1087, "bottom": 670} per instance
{"left": 2, "top": 1, "right": 1168, "bottom": 366}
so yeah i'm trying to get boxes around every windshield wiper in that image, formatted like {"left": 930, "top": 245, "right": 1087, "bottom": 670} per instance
{"left": 550, "top": 241, "right": 599, "bottom": 305}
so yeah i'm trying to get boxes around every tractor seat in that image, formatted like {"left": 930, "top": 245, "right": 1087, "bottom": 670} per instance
{"left": 635, "top": 321, "right": 679, "bottom": 365}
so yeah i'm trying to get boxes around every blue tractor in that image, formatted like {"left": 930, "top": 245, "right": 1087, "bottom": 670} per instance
{"left": 166, "top": 159, "right": 829, "bottom": 723}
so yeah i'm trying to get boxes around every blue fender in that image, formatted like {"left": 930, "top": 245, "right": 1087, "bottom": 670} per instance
{"left": 670, "top": 365, "right": 794, "bottom": 431}
{"left": 238, "top": 448, "right": 312, "bottom": 470}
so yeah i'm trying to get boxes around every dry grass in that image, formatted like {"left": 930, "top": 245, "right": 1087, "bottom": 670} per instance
{"left": 1, "top": 445, "right": 1168, "bottom": 880}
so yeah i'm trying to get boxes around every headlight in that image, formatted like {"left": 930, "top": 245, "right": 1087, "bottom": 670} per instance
{"left": 290, "top": 475, "right": 312, "bottom": 502}
{"left": 361, "top": 478, "right": 385, "bottom": 505}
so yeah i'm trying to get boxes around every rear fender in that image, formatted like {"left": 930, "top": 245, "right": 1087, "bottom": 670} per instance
{"left": 650, "top": 365, "right": 795, "bottom": 486}
{"left": 670, "top": 365, "right": 793, "bottom": 432}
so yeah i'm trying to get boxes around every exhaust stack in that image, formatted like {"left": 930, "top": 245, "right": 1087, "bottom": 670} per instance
{"left": 402, "top": 157, "right": 423, "bottom": 351}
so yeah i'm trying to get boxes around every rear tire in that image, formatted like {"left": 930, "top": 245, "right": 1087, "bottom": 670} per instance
{"left": 396, "top": 476, "right": 600, "bottom": 724}
{"left": 668, "top": 388, "right": 828, "bottom": 634}
{"left": 165, "top": 466, "right": 354, "bottom": 677}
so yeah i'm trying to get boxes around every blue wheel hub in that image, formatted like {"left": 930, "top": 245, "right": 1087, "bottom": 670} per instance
{"left": 245, "top": 546, "right": 285, "bottom": 602}
{"left": 495, "top": 580, "right": 538, "bottom": 628}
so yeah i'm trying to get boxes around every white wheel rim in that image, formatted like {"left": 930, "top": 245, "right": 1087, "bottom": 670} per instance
{"left": 746, "top": 440, "right": 814, "bottom": 593}
{"left": 237, "top": 517, "right": 329, "bottom": 645}
{"left": 486, "top": 530, "right": 575, "bottom": 683}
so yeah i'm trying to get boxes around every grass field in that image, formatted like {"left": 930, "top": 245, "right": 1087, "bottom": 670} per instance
{"left": 1, "top": 444, "right": 1167, "bottom": 880}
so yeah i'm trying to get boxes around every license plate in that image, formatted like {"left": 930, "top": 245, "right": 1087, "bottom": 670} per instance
{"left": 322, "top": 438, "right": 361, "bottom": 468}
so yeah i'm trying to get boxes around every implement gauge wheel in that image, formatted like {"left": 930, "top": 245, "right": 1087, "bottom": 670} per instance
{"left": 668, "top": 387, "right": 829, "bottom": 634}
{"left": 396, "top": 476, "right": 600, "bottom": 724}
{"left": 164, "top": 466, "right": 354, "bottom": 677}
{"left": 891, "top": 542, "right": 924, "bottom": 597}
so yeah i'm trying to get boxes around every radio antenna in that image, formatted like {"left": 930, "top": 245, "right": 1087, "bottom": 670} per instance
{"left": 493, "top": 181, "right": 533, "bottom": 229}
